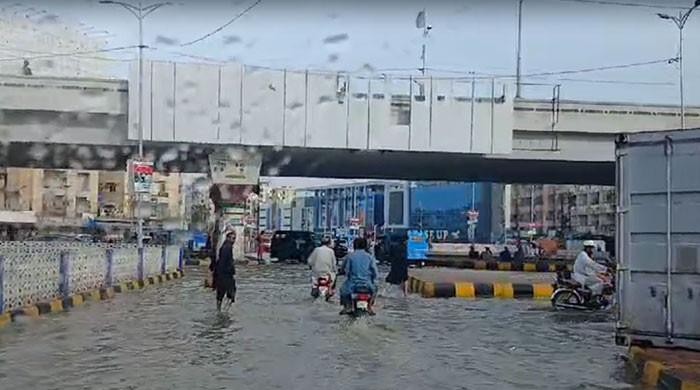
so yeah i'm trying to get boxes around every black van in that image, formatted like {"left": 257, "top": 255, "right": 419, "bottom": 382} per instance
{"left": 270, "top": 230, "right": 316, "bottom": 263}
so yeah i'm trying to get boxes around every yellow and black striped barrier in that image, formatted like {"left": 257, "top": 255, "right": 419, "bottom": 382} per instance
{"left": 409, "top": 276, "right": 553, "bottom": 299}
{"left": 0, "top": 270, "right": 184, "bottom": 329}
{"left": 426, "top": 257, "right": 573, "bottom": 273}
{"left": 627, "top": 346, "right": 700, "bottom": 390}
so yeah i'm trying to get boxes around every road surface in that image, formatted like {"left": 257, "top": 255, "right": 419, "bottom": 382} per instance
{"left": 0, "top": 264, "right": 639, "bottom": 390}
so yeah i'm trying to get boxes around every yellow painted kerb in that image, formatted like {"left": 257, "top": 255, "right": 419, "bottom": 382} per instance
{"left": 532, "top": 283, "right": 554, "bottom": 299}
{"left": 87, "top": 290, "right": 101, "bottom": 301}
{"left": 455, "top": 282, "right": 475, "bottom": 298}
{"left": 474, "top": 260, "right": 487, "bottom": 270}
{"left": 523, "top": 263, "right": 537, "bottom": 272}
{"left": 641, "top": 360, "right": 665, "bottom": 386}
{"left": 421, "top": 282, "right": 436, "bottom": 298}
{"left": 548, "top": 264, "right": 557, "bottom": 272}
{"left": 49, "top": 299, "right": 63, "bottom": 312}
{"left": 72, "top": 294, "right": 84, "bottom": 306}
{"left": 497, "top": 262, "right": 511, "bottom": 271}
{"left": 493, "top": 282, "right": 514, "bottom": 298}
{"left": 0, "top": 312, "right": 11, "bottom": 327}
{"left": 21, "top": 306, "right": 40, "bottom": 317}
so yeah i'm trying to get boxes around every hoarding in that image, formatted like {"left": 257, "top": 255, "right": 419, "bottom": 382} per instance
{"left": 132, "top": 160, "right": 154, "bottom": 193}
{"left": 407, "top": 230, "right": 429, "bottom": 260}
{"left": 208, "top": 151, "right": 262, "bottom": 185}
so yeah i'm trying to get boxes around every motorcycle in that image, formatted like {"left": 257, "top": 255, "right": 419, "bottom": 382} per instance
{"left": 343, "top": 286, "right": 374, "bottom": 317}
{"left": 311, "top": 276, "right": 333, "bottom": 301}
{"left": 551, "top": 269, "right": 615, "bottom": 311}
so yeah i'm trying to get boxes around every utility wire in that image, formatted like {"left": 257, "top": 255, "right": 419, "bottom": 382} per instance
{"left": 521, "top": 57, "right": 677, "bottom": 77}
{"left": 556, "top": 0, "right": 689, "bottom": 10}
{"left": 0, "top": 44, "right": 136, "bottom": 62}
{"left": 180, "top": 0, "right": 263, "bottom": 47}
{"left": 0, "top": 45, "right": 139, "bottom": 62}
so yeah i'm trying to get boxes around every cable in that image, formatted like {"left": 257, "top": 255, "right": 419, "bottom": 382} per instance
{"left": 0, "top": 44, "right": 136, "bottom": 62}
{"left": 554, "top": 77, "right": 674, "bottom": 85}
{"left": 180, "top": 0, "right": 263, "bottom": 47}
{"left": 0, "top": 45, "right": 139, "bottom": 62}
{"left": 521, "top": 57, "right": 676, "bottom": 77}
{"left": 556, "top": 0, "right": 689, "bottom": 10}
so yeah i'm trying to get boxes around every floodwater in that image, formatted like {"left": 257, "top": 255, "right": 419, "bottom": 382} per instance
{"left": 0, "top": 265, "right": 638, "bottom": 390}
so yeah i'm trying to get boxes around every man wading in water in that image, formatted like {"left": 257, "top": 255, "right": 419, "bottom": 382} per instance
{"left": 213, "top": 230, "right": 237, "bottom": 311}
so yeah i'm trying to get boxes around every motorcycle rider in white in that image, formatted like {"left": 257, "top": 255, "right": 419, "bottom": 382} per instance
{"left": 573, "top": 240, "right": 608, "bottom": 296}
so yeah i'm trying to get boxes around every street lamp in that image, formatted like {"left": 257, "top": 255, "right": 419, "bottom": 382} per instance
{"left": 100, "top": 1, "right": 170, "bottom": 251}
{"left": 657, "top": 0, "right": 700, "bottom": 130}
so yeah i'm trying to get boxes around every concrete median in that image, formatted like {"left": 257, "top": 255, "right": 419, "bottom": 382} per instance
{"left": 409, "top": 276, "right": 553, "bottom": 299}
{"left": 627, "top": 346, "right": 700, "bottom": 390}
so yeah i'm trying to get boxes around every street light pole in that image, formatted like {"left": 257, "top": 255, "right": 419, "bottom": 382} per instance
{"left": 100, "top": 0, "right": 170, "bottom": 250}
{"left": 658, "top": 0, "right": 700, "bottom": 130}
{"left": 516, "top": 0, "right": 524, "bottom": 98}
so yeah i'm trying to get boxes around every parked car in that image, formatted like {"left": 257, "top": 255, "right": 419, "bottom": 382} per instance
{"left": 270, "top": 230, "right": 316, "bottom": 263}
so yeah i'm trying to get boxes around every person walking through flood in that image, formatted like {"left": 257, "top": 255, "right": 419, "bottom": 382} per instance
{"left": 385, "top": 237, "right": 409, "bottom": 296}
{"left": 214, "top": 230, "right": 237, "bottom": 311}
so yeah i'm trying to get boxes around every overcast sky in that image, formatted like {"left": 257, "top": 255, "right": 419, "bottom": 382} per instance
{"left": 17, "top": 0, "right": 700, "bottom": 106}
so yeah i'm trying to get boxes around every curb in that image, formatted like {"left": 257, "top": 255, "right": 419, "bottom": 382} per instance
{"left": 628, "top": 346, "right": 700, "bottom": 390}
{"left": 426, "top": 258, "right": 573, "bottom": 272}
{"left": 408, "top": 276, "right": 553, "bottom": 299}
{"left": 0, "top": 270, "right": 184, "bottom": 329}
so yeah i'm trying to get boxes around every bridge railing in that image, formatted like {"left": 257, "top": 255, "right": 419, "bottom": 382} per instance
{"left": 0, "top": 242, "right": 183, "bottom": 314}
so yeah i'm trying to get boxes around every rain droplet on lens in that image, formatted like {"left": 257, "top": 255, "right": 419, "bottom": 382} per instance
{"left": 327, "top": 54, "right": 339, "bottom": 63}
{"left": 223, "top": 35, "right": 241, "bottom": 45}
{"left": 323, "top": 33, "right": 348, "bottom": 44}
{"left": 155, "top": 35, "right": 179, "bottom": 46}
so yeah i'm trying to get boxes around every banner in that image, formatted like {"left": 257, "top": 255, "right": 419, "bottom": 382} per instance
{"left": 407, "top": 230, "right": 429, "bottom": 261}
{"left": 208, "top": 150, "right": 262, "bottom": 185}
{"left": 132, "top": 160, "right": 154, "bottom": 193}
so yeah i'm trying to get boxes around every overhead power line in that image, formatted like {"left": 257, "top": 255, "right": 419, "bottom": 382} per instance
{"left": 0, "top": 45, "right": 139, "bottom": 62}
{"left": 181, "top": 0, "right": 263, "bottom": 47}
{"left": 556, "top": 0, "right": 689, "bottom": 10}
{"left": 522, "top": 57, "right": 677, "bottom": 77}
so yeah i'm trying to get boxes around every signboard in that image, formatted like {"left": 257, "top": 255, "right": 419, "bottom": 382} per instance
{"left": 467, "top": 210, "right": 480, "bottom": 225}
{"left": 132, "top": 161, "right": 154, "bottom": 193}
{"left": 209, "top": 151, "right": 262, "bottom": 185}
{"left": 407, "top": 230, "right": 429, "bottom": 260}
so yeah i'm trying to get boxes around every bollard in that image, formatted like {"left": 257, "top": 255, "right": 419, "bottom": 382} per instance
{"left": 160, "top": 246, "right": 166, "bottom": 275}
{"left": 105, "top": 248, "right": 114, "bottom": 288}
{"left": 59, "top": 250, "right": 71, "bottom": 298}
{"left": 178, "top": 246, "right": 184, "bottom": 272}
{"left": 137, "top": 247, "right": 144, "bottom": 281}
{"left": 0, "top": 255, "right": 5, "bottom": 314}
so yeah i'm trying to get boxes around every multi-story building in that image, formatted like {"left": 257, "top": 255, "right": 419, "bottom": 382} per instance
{"left": 510, "top": 184, "right": 615, "bottom": 236}
{"left": 0, "top": 168, "right": 185, "bottom": 229}
{"left": 260, "top": 181, "right": 504, "bottom": 243}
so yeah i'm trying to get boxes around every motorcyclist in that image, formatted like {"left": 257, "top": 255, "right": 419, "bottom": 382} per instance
{"left": 573, "top": 240, "right": 609, "bottom": 300}
{"left": 340, "top": 237, "right": 378, "bottom": 315}
{"left": 307, "top": 236, "right": 338, "bottom": 297}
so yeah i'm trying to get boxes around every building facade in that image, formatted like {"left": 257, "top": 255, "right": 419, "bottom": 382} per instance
{"left": 258, "top": 181, "right": 503, "bottom": 243}
{"left": 0, "top": 168, "right": 186, "bottom": 229}
{"left": 510, "top": 184, "right": 615, "bottom": 236}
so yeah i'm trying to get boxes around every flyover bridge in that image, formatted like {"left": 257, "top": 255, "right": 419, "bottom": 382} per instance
{"left": 0, "top": 63, "right": 698, "bottom": 185}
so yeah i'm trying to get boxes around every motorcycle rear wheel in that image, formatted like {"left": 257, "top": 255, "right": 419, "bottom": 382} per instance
{"left": 552, "top": 289, "right": 582, "bottom": 310}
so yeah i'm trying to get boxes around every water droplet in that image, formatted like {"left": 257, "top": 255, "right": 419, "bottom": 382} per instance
{"left": 327, "top": 54, "right": 339, "bottom": 63}
{"left": 223, "top": 35, "right": 241, "bottom": 45}
{"left": 323, "top": 33, "right": 348, "bottom": 44}
{"left": 155, "top": 35, "right": 179, "bottom": 46}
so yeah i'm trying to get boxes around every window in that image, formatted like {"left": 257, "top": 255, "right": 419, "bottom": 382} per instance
{"left": 391, "top": 102, "right": 410, "bottom": 126}
{"left": 388, "top": 191, "right": 404, "bottom": 225}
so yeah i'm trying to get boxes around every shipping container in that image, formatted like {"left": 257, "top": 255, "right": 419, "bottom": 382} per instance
{"left": 615, "top": 129, "right": 700, "bottom": 351}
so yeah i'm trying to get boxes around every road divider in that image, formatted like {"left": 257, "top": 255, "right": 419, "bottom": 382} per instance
{"left": 409, "top": 276, "right": 553, "bottom": 299}
{"left": 627, "top": 346, "right": 700, "bottom": 389}
{"left": 425, "top": 257, "right": 573, "bottom": 272}
{"left": 0, "top": 270, "right": 184, "bottom": 329}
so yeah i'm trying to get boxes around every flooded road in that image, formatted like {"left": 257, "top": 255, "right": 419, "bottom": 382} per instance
{"left": 0, "top": 265, "right": 637, "bottom": 390}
